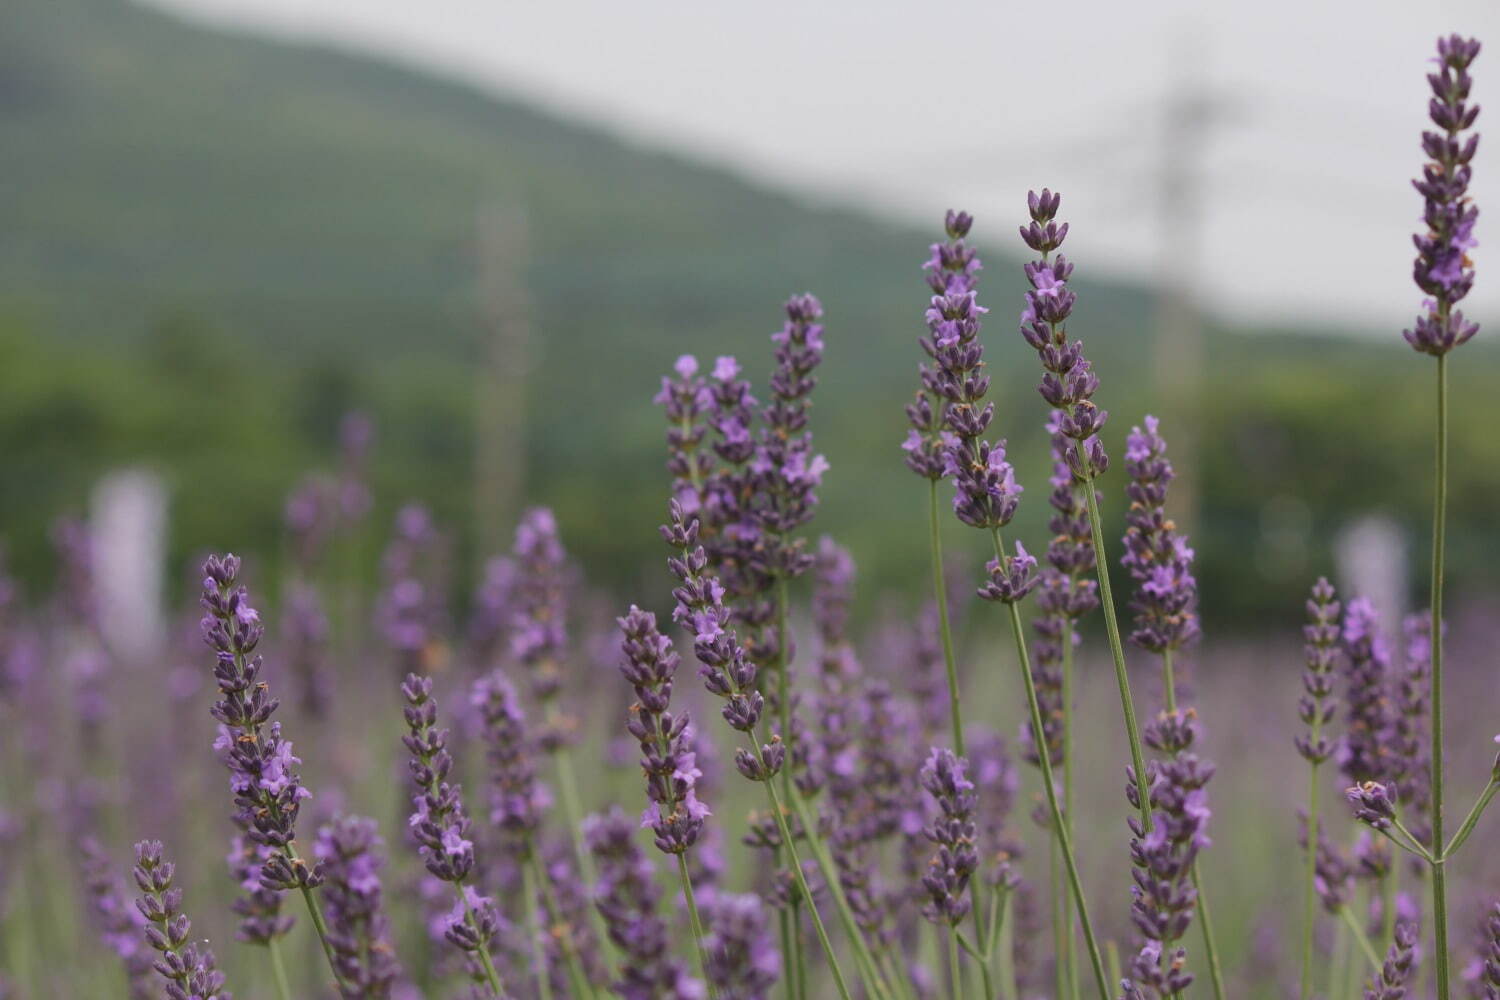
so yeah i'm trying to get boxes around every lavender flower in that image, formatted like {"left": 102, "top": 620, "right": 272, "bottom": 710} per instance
{"left": 904, "top": 209, "right": 977, "bottom": 482}
{"left": 470, "top": 670, "right": 550, "bottom": 855}
{"left": 400, "top": 673, "right": 474, "bottom": 883}
{"left": 1296, "top": 578, "right": 1341, "bottom": 765}
{"left": 1339, "top": 597, "right": 1395, "bottom": 787}
{"left": 1347, "top": 781, "right": 1397, "bottom": 831}
{"left": 314, "top": 815, "right": 403, "bottom": 999}
{"left": 130, "top": 840, "right": 231, "bottom": 1000}
{"left": 1391, "top": 613, "right": 1436, "bottom": 845}
{"left": 702, "top": 890, "right": 781, "bottom": 1000}
{"left": 656, "top": 354, "right": 713, "bottom": 513}
{"left": 1477, "top": 902, "right": 1499, "bottom": 999}
{"left": 1405, "top": 36, "right": 1483, "bottom": 355}
{"left": 376, "top": 505, "right": 445, "bottom": 676}
{"left": 1017, "top": 190, "right": 1109, "bottom": 478}
{"left": 506, "top": 507, "right": 575, "bottom": 751}
{"left": 399, "top": 673, "right": 500, "bottom": 964}
{"left": 200, "top": 554, "right": 321, "bottom": 891}
{"left": 1025, "top": 411, "right": 1101, "bottom": 766}
{"left": 1366, "top": 922, "right": 1418, "bottom": 999}
{"left": 752, "top": 294, "right": 829, "bottom": 579}
{"left": 282, "top": 579, "right": 331, "bottom": 719}
{"left": 584, "top": 807, "right": 707, "bottom": 1000}
{"left": 617, "top": 604, "right": 708, "bottom": 854}
{"left": 226, "top": 825, "right": 294, "bottom": 943}
{"left": 79, "top": 836, "right": 154, "bottom": 998}
{"left": 918, "top": 748, "right": 978, "bottom": 926}
{"left": 1121, "top": 417, "right": 1200, "bottom": 654}
{"left": 1127, "top": 711, "right": 1215, "bottom": 998}
{"left": 662, "top": 501, "right": 783, "bottom": 782}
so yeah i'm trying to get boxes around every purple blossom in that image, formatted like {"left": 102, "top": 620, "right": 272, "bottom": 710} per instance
{"left": 1347, "top": 780, "right": 1397, "bottom": 831}
{"left": 314, "top": 815, "right": 403, "bottom": 999}
{"left": 918, "top": 747, "right": 978, "bottom": 926}
{"left": 1016, "top": 191, "right": 1110, "bottom": 479}
{"left": 617, "top": 604, "right": 708, "bottom": 854}
{"left": 1121, "top": 416, "right": 1199, "bottom": 654}
{"left": 702, "top": 890, "right": 780, "bottom": 1000}
{"left": 661, "top": 501, "right": 784, "bottom": 783}
{"left": 1295, "top": 578, "right": 1341, "bottom": 765}
{"left": 1476, "top": 902, "right": 1499, "bottom": 999}
{"left": 505, "top": 507, "right": 575, "bottom": 752}
{"left": 200, "top": 554, "right": 321, "bottom": 891}
{"left": 1366, "top": 922, "right": 1418, "bottom": 999}
{"left": 130, "top": 840, "right": 232, "bottom": 1000}
{"left": 657, "top": 353, "right": 713, "bottom": 514}
{"left": 225, "top": 827, "right": 293, "bottom": 944}
{"left": 584, "top": 807, "right": 707, "bottom": 1000}
{"left": 1339, "top": 597, "right": 1396, "bottom": 787}
{"left": 399, "top": 672, "right": 475, "bottom": 884}
{"left": 376, "top": 505, "right": 445, "bottom": 675}
{"left": 1404, "top": 36, "right": 1482, "bottom": 355}
{"left": 1127, "top": 710, "right": 1215, "bottom": 998}
{"left": 470, "top": 670, "right": 551, "bottom": 852}
{"left": 79, "top": 836, "right": 154, "bottom": 998}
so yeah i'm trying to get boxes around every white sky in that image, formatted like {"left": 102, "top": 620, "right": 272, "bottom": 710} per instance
{"left": 143, "top": 0, "right": 1500, "bottom": 331}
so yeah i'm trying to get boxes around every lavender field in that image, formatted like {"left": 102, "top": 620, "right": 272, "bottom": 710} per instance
{"left": 3, "top": 20, "right": 1500, "bottom": 1000}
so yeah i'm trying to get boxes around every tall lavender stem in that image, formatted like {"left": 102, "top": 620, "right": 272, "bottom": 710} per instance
{"left": 199, "top": 554, "right": 346, "bottom": 993}
{"left": 1403, "top": 35, "right": 1482, "bottom": 999}
{"left": 1296, "top": 579, "right": 1341, "bottom": 1000}
{"left": 1015, "top": 191, "right": 1153, "bottom": 835}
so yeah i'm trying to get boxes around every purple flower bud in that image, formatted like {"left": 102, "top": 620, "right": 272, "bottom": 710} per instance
{"left": 1347, "top": 781, "right": 1398, "bottom": 831}
{"left": 130, "top": 841, "right": 231, "bottom": 1000}
{"left": 1404, "top": 36, "right": 1482, "bottom": 355}
{"left": 1366, "top": 922, "right": 1418, "bottom": 999}
{"left": 200, "top": 556, "right": 322, "bottom": 891}
{"left": 918, "top": 748, "right": 978, "bottom": 926}
{"left": 313, "top": 815, "right": 403, "bottom": 997}
{"left": 584, "top": 808, "right": 707, "bottom": 999}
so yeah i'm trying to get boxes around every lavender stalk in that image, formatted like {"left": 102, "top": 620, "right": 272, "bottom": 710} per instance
{"left": 1015, "top": 189, "right": 1152, "bottom": 835}
{"left": 199, "top": 554, "right": 346, "bottom": 993}
{"left": 130, "top": 840, "right": 232, "bottom": 1000}
{"left": 1296, "top": 578, "right": 1341, "bottom": 1000}
{"left": 1403, "top": 35, "right": 1482, "bottom": 999}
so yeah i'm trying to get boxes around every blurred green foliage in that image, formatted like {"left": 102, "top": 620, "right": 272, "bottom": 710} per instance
{"left": 2, "top": 0, "right": 1497, "bottom": 625}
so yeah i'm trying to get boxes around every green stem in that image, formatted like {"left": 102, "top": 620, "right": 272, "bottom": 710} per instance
{"left": 791, "top": 899, "right": 807, "bottom": 1000}
{"left": 776, "top": 576, "right": 794, "bottom": 796}
{"left": 1443, "top": 779, "right": 1499, "bottom": 858}
{"left": 530, "top": 850, "right": 598, "bottom": 1000}
{"left": 1301, "top": 758, "right": 1322, "bottom": 1000}
{"left": 997, "top": 892, "right": 1018, "bottom": 1000}
{"left": 1338, "top": 904, "right": 1384, "bottom": 976}
{"left": 284, "top": 841, "right": 351, "bottom": 995}
{"left": 460, "top": 881, "right": 507, "bottom": 997}
{"left": 1050, "top": 837, "right": 1067, "bottom": 1000}
{"left": 928, "top": 477, "right": 966, "bottom": 756}
{"left": 755, "top": 760, "right": 855, "bottom": 1000}
{"left": 554, "top": 746, "right": 617, "bottom": 970}
{"left": 777, "top": 882, "right": 796, "bottom": 1000}
{"left": 947, "top": 929, "right": 963, "bottom": 1000}
{"left": 678, "top": 853, "right": 717, "bottom": 998}
{"left": 991, "top": 554, "right": 1108, "bottom": 1000}
{"left": 1076, "top": 448, "right": 1152, "bottom": 832}
{"left": 266, "top": 938, "right": 294, "bottom": 1000}
{"left": 1061, "top": 620, "right": 1078, "bottom": 1000}
{"left": 1429, "top": 351, "right": 1450, "bottom": 1000}
{"left": 1327, "top": 906, "right": 1351, "bottom": 1000}
{"left": 1160, "top": 650, "right": 1225, "bottom": 1000}
{"left": 1192, "top": 868, "right": 1227, "bottom": 1000}
{"left": 522, "top": 855, "right": 555, "bottom": 1000}
{"left": 777, "top": 756, "right": 895, "bottom": 996}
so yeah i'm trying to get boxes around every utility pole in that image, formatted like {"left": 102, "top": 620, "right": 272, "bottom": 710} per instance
{"left": 474, "top": 202, "right": 530, "bottom": 556}
{"left": 1152, "top": 46, "right": 1234, "bottom": 536}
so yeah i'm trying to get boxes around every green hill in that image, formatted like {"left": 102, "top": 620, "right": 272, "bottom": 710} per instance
{"left": 2, "top": 0, "right": 1495, "bottom": 624}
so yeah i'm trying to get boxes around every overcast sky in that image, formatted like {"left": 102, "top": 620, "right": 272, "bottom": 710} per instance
{"left": 144, "top": 0, "right": 1500, "bottom": 331}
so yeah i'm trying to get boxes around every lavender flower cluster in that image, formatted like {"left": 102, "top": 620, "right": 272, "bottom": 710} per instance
{"left": 6, "top": 30, "right": 1499, "bottom": 1000}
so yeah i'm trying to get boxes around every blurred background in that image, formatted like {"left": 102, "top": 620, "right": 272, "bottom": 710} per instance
{"left": 3, "top": 0, "right": 1499, "bottom": 630}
